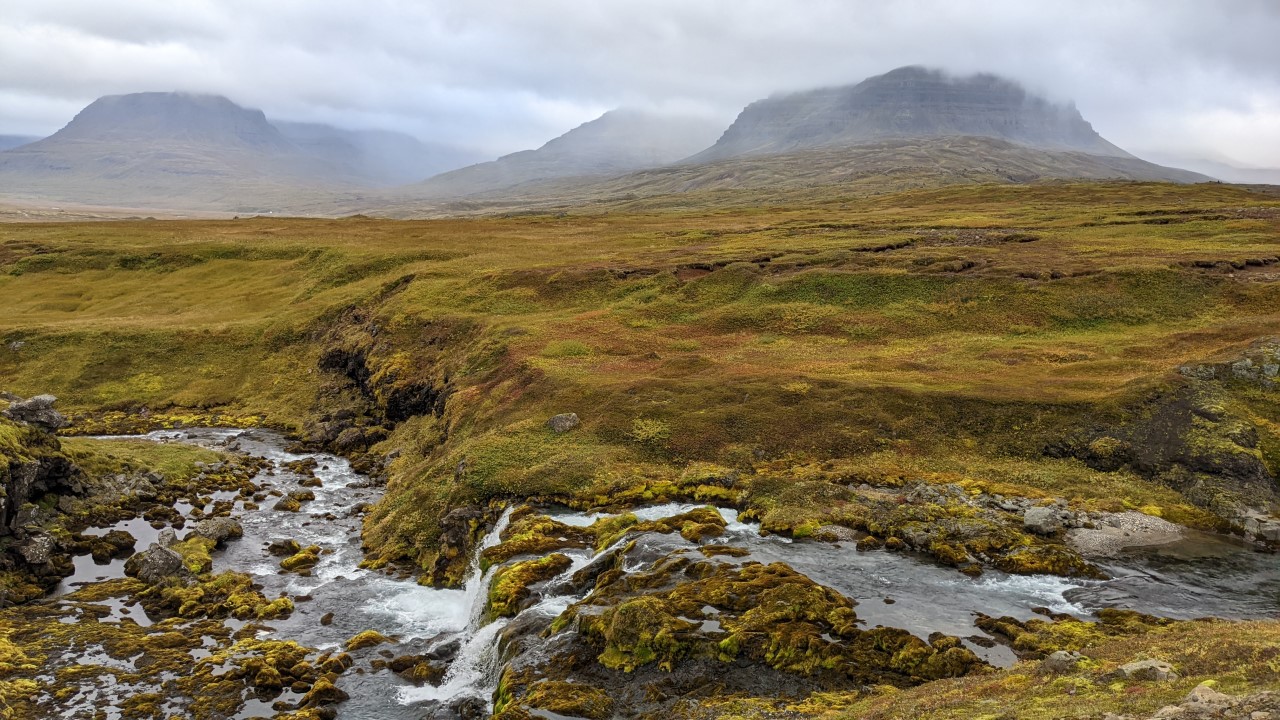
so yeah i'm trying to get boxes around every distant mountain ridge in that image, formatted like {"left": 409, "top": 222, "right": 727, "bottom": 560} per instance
{"left": 0, "top": 135, "right": 39, "bottom": 151}
{"left": 409, "top": 109, "right": 723, "bottom": 198}
{"left": 0, "top": 69, "right": 1216, "bottom": 214}
{"left": 273, "top": 120, "right": 482, "bottom": 186}
{"left": 692, "top": 66, "right": 1130, "bottom": 162}
{"left": 0, "top": 92, "right": 481, "bottom": 210}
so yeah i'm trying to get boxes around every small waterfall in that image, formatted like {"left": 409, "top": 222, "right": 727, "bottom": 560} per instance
{"left": 398, "top": 617, "right": 512, "bottom": 706}
{"left": 397, "top": 507, "right": 514, "bottom": 709}
{"left": 460, "top": 507, "right": 513, "bottom": 631}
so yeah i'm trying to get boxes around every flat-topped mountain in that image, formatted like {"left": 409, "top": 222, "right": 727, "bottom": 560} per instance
{"left": 46, "top": 92, "right": 294, "bottom": 149}
{"left": 0, "top": 92, "right": 473, "bottom": 210}
{"left": 693, "top": 66, "right": 1130, "bottom": 162}
{"left": 410, "top": 109, "right": 723, "bottom": 197}
{"left": 0, "top": 93, "right": 345, "bottom": 209}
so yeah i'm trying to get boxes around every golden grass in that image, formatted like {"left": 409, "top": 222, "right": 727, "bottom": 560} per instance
{"left": 0, "top": 181, "right": 1277, "bottom": 567}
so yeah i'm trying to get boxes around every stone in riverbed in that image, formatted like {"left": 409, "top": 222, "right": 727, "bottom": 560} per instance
{"left": 345, "top": 630, "right": 393, "bottom": 651}
{"left": 273, "top": 496, "right": 302, "bottom": 512}
{"left": 267, "top": 538, "right": 302, "bottom": 556}
{"left": 192, "top": 517, "right": 243, "bottom": 545}
{"left": 124, "top": 544, "right": 189, "bottom": 585}
{"left": 300, "top": 676, "right": 349, "bottom": 707}
{"left": 89, "top": 530, "right": 136, "bottom": 563}
{"left": 1023, "top": 506, "right": 1063, "bottom": 536}
{"left": 546, "top": 413, "right": 580, "bottom": 433}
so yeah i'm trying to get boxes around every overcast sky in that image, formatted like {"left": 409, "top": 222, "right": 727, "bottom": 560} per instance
{"left": 1, "top": 0, "right": 1278, "bottom": 166}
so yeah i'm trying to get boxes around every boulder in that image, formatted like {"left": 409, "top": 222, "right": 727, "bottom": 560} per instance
{"left": 1110, "top": 658, "right": 1179, "bottom": 682}
{"left": 124, "top": 544, "right": 187, "bottom": 585}
{"left": 155, "top": 528, "right": 179, "bottom": 548}
{"left": 1023, "top": 506, "right": 1063, "bottom": 536}
{"left": 2, "top": 394, "right": 68, "bottom": 430}
{"left": 17, "top": 535, "right": 55, "bottom": 566}
{"left": 546, "top": 413, "right": 580, "bottom": 433}
{"left": 1185, "top": 681, "right": 1232, "bottom": 709}
{"left": 192, "top": 517, "right": 243, "bottom": 545}
{"left": 1042, "top": 650, "right": 1085, "bottom": 674}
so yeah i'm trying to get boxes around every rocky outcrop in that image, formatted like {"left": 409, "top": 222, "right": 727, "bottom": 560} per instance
{"left": 2, "top": 394, "right": 68, "bottom": 430}
{"left": 1022, "top": 506, "right": 1064, "bottom": 536}
{"left": 491, "top": 537, "right": 986, "bottom": 718}
{"left": 0, "top": 416, "right": 83, "bottom": 599}
{"left": 1180, "top": 338, "right": 1280, "bottom": 390}
{"left": 1053, "top": 375, "right": 1278, "bottom": 539}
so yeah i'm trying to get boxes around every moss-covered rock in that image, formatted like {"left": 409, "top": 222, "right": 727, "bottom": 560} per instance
{"left": 345, "top": 630, "right": 393, "bottom": 651}
{"left": 280, "top": 545, "right": 322, "bottom": 573}
{"left": 488, "top": 553, "right": 573, "bottom": 618}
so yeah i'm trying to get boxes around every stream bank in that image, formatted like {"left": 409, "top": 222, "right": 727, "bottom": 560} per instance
{"left": 9, "top": 428, "right": 1280, "bottom": 719}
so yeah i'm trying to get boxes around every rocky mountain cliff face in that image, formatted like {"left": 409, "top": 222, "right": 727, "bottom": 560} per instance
{"left": 410, "top": 109, "right": 723, "bottom": 198}
{"left": 693, "top": 66, "right": 1130, "bottom": 162}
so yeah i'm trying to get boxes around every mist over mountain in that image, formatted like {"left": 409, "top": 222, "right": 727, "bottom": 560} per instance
{"left": 691, "top": 66, "right": 1131, "bottom": 163}
{"left": 273, "top": 120, "right": 483, "bottom": 186}
{"left": 46, "top": 92, "right": 299, "bottom": 152}
{"left": 393, "top": 66, "right": 1205, "bottom": 209}
{"left": 0, "top": 68, "right": 1215, "bottom": 214}
{"left": 410, "top": 109, "right": 723, "bottom": 198}
{"left": 1133, "top": 152, "right": 1280, "bottom": 185}
{"left": 0, "top": 135, "right": 39, "bottom": 151}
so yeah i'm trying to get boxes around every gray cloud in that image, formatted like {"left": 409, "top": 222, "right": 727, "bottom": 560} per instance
{"left": 1, "top": 0, "right": 1278, "bottom": 165}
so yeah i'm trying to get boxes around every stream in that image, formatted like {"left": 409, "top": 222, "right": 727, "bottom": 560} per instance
{"left": 50, "top": 428, "right": 1280, "bottom": 719}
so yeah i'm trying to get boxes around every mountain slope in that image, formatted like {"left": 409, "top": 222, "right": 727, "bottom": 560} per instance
{"left": 359, "top": 136, "right": 1208, "bottom": 217}
{"left": 408, "top": 109, "right": 723, "bottom": 198}
{"left": 692, "top": 66, "right": 1130, "bottom": 162}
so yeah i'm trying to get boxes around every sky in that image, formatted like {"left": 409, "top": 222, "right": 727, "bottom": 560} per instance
{"left": 1, "top": 0, "right": 1279, "bottom": 167}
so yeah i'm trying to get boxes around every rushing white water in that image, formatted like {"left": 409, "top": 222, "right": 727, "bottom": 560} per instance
{"left": 396, "top": 618, "right": 511, "bottom": 706}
